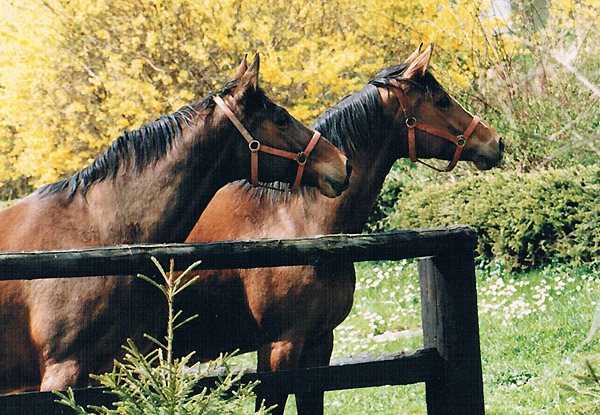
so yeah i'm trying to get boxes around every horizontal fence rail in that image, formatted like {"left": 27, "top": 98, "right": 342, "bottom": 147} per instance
{"left": 0, "top": 225, "right": 484, "bottom": 415}
{"left": 2, "top": 349, "right": 445, "bottom": 415}
{"left": 0, "top": 225, "right": 477, "bottom": 280}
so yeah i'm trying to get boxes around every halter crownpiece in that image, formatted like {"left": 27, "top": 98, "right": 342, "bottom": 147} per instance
{"left": 394, "top": 83, "right": 481, "bottom": 172}
{"left": 213, "top": 95, "right": 322, "bottom": 191}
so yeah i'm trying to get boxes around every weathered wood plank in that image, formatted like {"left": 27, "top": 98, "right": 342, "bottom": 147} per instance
{"left": 419, "top": 255, "right": 485, "bottom": 415}
{"left": 250, "top": 348, "right": 443, "bottom": 395}
{"left": 0, "top": 349, "right": 443, "bottom": 414}
{"left": 0, "top": 226, "right": 477, "bottom": 281}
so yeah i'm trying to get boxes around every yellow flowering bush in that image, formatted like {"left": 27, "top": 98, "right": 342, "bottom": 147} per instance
{"left": 1, "top": 0, "right": 597, "bottom": 194}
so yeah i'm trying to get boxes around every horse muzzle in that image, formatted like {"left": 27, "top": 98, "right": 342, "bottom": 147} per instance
{"left": 318, "top": 159, "right": 352, "bottom": 198}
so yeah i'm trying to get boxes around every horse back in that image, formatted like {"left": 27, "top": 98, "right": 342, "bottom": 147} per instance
{"left": 0, "top": 192, "right": 99, "bottom": 252}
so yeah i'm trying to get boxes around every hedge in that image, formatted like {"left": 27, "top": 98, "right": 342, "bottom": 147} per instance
{"left": 372, "top": 164, "right": 600, "bottom": 270}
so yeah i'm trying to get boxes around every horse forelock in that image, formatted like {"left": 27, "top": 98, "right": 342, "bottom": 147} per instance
{"left": 369, "top": 62, "right": 444, "bottom": 97}
{"left": 36, "top": 79, "right": 257, "bottom": 199}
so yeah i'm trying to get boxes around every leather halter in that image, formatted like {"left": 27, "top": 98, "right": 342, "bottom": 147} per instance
{"left": 393, "top": 82, "right": 480, "bottom": 172}
{"left": 213, "top": 95, "right": 322, "bottom": 191}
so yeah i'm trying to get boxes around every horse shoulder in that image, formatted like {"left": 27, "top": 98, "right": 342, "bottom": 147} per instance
{"left": 0, "top": 192, "right": 101, "bottom": 251}
{"left": 188, "top": 184, "right": 269, "bottom": 242}
{"left": 0, "top": 194, "right": 41, "bottom": 250}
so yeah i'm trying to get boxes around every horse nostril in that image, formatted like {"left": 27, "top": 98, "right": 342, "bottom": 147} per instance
{"left": 346, "top": 160, "right": 353, "bottom": 177}
{"left": 499, "top": 137, "right": 505, "bottom": 153}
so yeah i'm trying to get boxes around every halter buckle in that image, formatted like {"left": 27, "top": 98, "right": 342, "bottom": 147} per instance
{"left": 406, "top": 117, "right": 417, "bottom": 128}
{"left": 456, "top": 136, "right": 466, "bottom": 147}
{"left": 248, "top": 140, "right": 260, "bottom": 152}
{"left": 296, "top": 152, "right": 307, "bottom": 165}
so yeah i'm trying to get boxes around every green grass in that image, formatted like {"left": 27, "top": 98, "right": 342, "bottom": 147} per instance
{"left": 225, "top": 260, "right": 599, "bottom": 413}
{"left": 477, "top": 264, "right": 600, "bottom": 414}
{"left": 316, "top": 260, "right": 426, "bottom": 414}
{"left": 275, "top": 260, "right": 600, "bottom": 414}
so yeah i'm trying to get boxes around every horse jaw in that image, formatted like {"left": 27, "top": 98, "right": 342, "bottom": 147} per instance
{"left": 317, "top": 174, "right": 350, "bottom": 198}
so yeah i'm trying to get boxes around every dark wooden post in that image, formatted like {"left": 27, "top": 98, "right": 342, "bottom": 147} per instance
{"left": 419, "top": 252, "right": 484, "bottom": 415}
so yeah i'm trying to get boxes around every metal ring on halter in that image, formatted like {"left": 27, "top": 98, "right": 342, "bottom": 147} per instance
{"left": 212, "top": 94, "right": 324, "bottom": 190}
{"left": 248, "top": 140, "right": 260, "bottom": 152}
{"left": 394, "top": 81, "right": 482, "bottom": 173}
{"left": 296, "top": 152, "right": 307, "bottom": 165}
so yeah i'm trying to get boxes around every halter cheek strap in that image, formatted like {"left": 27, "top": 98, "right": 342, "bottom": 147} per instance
{"left": 396, "top": 87, "right": 481, "bottom": 172}
{"left": 213, "top": 95, "right": 321, "bottom": 191}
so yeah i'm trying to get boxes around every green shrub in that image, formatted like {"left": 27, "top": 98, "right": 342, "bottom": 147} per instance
{"left": 55, "top": 258, "right": 270, "bottom": 415}
{"left": 375, "top": 164, "right": 600, "bottom": 270}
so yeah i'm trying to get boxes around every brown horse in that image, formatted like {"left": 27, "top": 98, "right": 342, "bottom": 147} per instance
{"left": 0, "top": 54, "right": 351, "bottom": 394}
{"left": 182, "top": 44, "right": 504, "bottom": 414}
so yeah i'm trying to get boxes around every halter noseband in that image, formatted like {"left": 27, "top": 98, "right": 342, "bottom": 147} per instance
{"left": 393, "top": 81, "right": 480, "bottom": 172}
{"left": 213, "top": 95, "right": 322, "bottom": 191}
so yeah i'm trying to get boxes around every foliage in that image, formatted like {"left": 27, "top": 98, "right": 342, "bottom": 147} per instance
{"left": 0, "top": 198, "right": 16, "bottom": 210}
{"left": 1, "top": 0, "right": 524, "bottom": 195}
{"left": 54, "top": 257, "right": 269, "bottom": 415}
{"left": 468, "top": 0, "right": 600, "bottom": 172}
{"left": 374, "top": 164, "right": 600, "bottom": 271}
{"left": 562, "top": 355, "right": 600, "bottom": 414}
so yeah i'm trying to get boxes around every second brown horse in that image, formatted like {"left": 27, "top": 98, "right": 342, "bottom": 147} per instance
{"left": 183, "top": 44, "right": 504, "bottom": 414}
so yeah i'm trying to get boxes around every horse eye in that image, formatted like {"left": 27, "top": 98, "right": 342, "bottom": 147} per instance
{"left": 435, "top": 96, "right": 451, "bottom": 109}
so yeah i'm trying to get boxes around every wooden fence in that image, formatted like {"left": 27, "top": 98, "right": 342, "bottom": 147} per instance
{"left": 0, "top": 225, "right": 484, "bottom": 414}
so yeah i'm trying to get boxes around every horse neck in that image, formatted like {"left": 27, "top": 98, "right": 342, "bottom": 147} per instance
{"left": 85, "top": 122, "right": 239, "bottom": 244}
{"left": 318, "top": 135, "right": 399, "bottom": 235}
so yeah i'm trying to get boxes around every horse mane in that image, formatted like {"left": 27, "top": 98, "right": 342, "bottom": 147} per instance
{"left": 369, "top": 62, "right": 441, "bottom": 94}
{"left": 238, "top": 62, "right": 415, "bottom": 201}
{"left": 37, "top": 79, "right": 246, "bottom": 198}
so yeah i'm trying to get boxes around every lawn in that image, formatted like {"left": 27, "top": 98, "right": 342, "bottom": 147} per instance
{"left": 281, "top": 260, "right": 600, "bottom": 414}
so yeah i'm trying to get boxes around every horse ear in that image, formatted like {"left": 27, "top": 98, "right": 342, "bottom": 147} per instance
{"left": 232, "top": 54, "right": 248, "bottom": 81}
{"left": 403, "top": 43, "right": 433, "bottom": 80}
{"left": 403, "top": 42, "right": 423, "bottom": 66}
{"left": 235, "top": 53, "right": 260, "bottom": 96}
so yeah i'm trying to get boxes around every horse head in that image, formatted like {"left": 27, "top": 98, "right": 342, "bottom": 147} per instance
{"left": 374, "top": 43, "right": 504, "bottom": 171}
{"left": 211, "top": 54, "right": 351, "bottom": 197}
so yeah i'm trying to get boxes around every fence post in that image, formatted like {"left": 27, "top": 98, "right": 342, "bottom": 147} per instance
{"left": 419, "top": 253, "right": 484, "bottom": 415}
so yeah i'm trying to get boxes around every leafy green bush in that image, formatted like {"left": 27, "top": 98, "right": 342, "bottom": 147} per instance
{"left": 374, "top": 164, "right": 600, "bottom": 270}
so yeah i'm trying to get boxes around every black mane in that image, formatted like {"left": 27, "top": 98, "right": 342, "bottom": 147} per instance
{"left": 370, "top": 62, "right": 441, "bottom": 94}
{"left": 238, "top": 63, "right": 417, "bottom": 200}
{"left": 37, "top": 79, "right": 245, "bottom": 198}
{"left": 311, "top": 83, "right": 384, "bottom": 155}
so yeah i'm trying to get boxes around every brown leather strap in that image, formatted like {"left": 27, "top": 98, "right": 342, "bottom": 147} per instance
{"left": 415, "top": 123, "right": 463, "bottom": 144}
{"left": 394, "top": 86, "right": 480, "bottom": 173}
{"left": 213, "top": 95, "right": 254, "bottom": 144}
{"left": 251, "top": 148, "right": 259, "bottom": 185}
{"left": 443, "top": 115, "right": 479, "bottom": 172}
{"left": 406, "top": 117, "right": 417, "bottom": 163}
{"left": 463, "top": 115, "right": 480, "bottom": 139}
{"left": 290, "top": 131, "right": 320, "bottom": 191}
{"left": 213, "top": 95, "right": 321, "bottom": 189}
